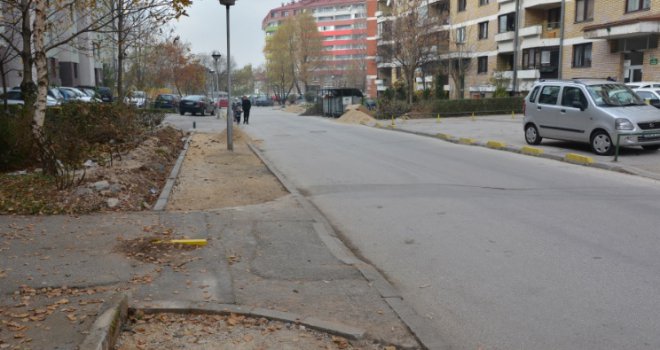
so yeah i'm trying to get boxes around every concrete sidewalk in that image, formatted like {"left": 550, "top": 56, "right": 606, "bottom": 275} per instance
{"left": 0, "top": 196, "right": 420, "bottom": 349}
{"left": 388, "top": 114, "right": 660, "bottom": 181}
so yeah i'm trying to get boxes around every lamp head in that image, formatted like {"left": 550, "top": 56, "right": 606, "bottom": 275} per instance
{"left": 218, "top": 0, "right": 236, "bottom": 6}
{"left": 211, "top": 51, "right": 222, "bottom": 61}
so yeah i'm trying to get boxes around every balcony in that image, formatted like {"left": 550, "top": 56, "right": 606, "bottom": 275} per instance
{"left": 502, "top": 69, "right": 540, "bottom": 80}
{"left": 498, "top": 0, "right": 513, "bottom": 3}
{"left": 495, "top": 31, "right": 515, "bottom": 42}
{"left": 524, "top": 0, "right": 561, "bottom": 9}
{"left": 519, "top": 25, "right": 542, "bottom": 37}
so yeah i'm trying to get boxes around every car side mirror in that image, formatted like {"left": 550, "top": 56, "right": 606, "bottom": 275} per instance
{"left": 572, "top": 100, "right": 585, "bottom": 111}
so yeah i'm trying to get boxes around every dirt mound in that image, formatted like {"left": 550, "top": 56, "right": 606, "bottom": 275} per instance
{"left": 283, "top": 104, "right": 307, "bottom": 114}
{"left": 337, "top": 105, "right": 376, "bottom": 125}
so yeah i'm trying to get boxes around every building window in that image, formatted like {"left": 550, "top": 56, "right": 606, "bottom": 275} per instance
{"left": 478, "top": 56, "right": 488, "bottom": 74}
{"left": 626, "top": 0, "right": 650, "bottom": 12}
{"left": 456, "top": 27, "right": 466, "bottom": 43}
{"left": 575, "top": 0, "right": 594, "bottom": 22}
{"left": 479, "top": 0, "right": 489, "bottom": 5}
{"left": 573, "top": 43, "right": 592, "bottom": 68}
{"left": 478, "top": 21, "right": 489, "bottom": 39}
{"left": 498, "top": 13, "right": 516, "bottom": 33}
{"left": 547, "top": 8, "right": 560, "bottom": 29}
{"left": 73, "top": 63, "right": 78, "bottom": 79}
{"left": 458, "top": 0, "right": 466, "bottom": 12}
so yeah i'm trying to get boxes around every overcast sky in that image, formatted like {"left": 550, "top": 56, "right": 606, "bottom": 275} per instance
{"left": 171, "top": 0, "right": 285, "bottom": 68}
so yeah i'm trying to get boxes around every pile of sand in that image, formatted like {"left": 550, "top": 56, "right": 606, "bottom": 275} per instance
{"left": 283, "top": 104, "right": 307, "bottom": 114}
{"left": 337, "top": 104, "right": 377, "bottom": 125}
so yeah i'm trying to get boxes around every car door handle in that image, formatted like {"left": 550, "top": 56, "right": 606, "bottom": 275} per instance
{"left": 561, "top": 109, "right": 566, "bottom": 113}
{"left": 537, "top": 106, "right": 542, "bottom": 110}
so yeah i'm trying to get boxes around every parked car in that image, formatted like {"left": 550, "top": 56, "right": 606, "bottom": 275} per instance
{"left": 48, "top": 88, "right": 64, "bottom": 104}
{"left": 254, "top": 96, "right": 274, "bottom": 107}
{"left": 215, "top": 96, "right": 229, "bottom": 108}
{"left": 179, "top": 95, "right": 215, "bottom": 116}
{"left": 58, "top": 87, "right": 95, "bottom": 102}
{"left": 626, "top": 81, "right": 660, "bottom": 89}
{"left": 154, "top": 94, "right": 180, "bottom": 111}
{"left": 633, "top": 88, "right": 660, "bottom": 109}
{"left": 96, "top": 87, "right": 113, "bottom": 103}
{"left": 0, "top": 90, "right": 60, "bottom": 106}
{"left": 523, "top": 79, "right": 660, "bottom": 156}
{"left": 76, "top": 85, "right": 104, "bottom": 101}
{"left": 126, "top": 91, "right": 148, "bottom": 108}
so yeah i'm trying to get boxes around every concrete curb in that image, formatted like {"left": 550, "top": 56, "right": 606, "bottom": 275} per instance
{"left": 248, "top": 142, "right": 441, "bottom": 350}
{"left": 79, "top": 293, "right": 129, "bottom": 350}
{"left": 153, "top": 133, "right": 193, "bottom": 211}
{"left": 383, "top": 126, "right": 638, "bottom": 177}
{"left": 131, "top": 301, "right": 366, "bottom": 340}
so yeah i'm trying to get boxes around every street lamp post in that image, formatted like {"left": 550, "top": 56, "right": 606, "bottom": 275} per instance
{"left": 208, "top": 69, "right": 216, "bottom": 96}
{"left": 218, "top": 0, "right": 236, "bottom": 151}
{"left": 211, "top": 51, "right": 222, "bottom": 119}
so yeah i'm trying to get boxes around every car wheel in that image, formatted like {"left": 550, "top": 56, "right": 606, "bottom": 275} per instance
{"left": 591, "top": 130, "right": 614, "bottom": 156}
{"left": 525, "top": 124, "right": 542, "bottom": 145}
{"left": 642, "top": 145, "right": 660, "bottom": 151}
{"left": 210, "top": 109, "right": 215, "bottom": 116}
{"left": 180, "top": 110, "right": 185, "bottom": 116}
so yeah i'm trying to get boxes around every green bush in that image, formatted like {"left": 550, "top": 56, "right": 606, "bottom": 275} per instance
{"left": 0, "top": 107, "right": 36, "bottom": 171}
{"left": 430, "top": 97, "right": 524, "bottom": 117}
{"left": 376, "top": 99, "right": 410, "bottom": 119}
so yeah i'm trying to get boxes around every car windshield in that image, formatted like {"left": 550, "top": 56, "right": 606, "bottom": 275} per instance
{"left": 586, "top": 84, "right": 645, "bottom": 107}
{"left": 132, "top": 91, "right": 146, "bottom": 98}
{"left": 158, "top": 95, "right": 173, "bottom": 101}
{"left": 184, "top": 96, "right": 203, "bottom": 101}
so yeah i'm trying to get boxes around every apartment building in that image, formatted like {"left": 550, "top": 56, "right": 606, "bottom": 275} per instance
{"left": 374, "top": 0, "right": 660, "bottom": 99}
{"left": 0, "top": 5, "right": 101, "bottom": 90}
{"left": 262, "top": 0, "right": 368, "bottom": 90}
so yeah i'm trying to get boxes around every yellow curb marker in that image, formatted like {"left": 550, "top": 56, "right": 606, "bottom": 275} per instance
{"left": 486, "top": 141, "right": 506, "bottom": 149}
{"left": 471, "top": 112, "right": 476, "bottom": 121}
{"left": 436, "top": 114, "right": 441, "bottom": 123}
{"left": 520, "top": 146, "right": 544, "bottom": 156}
{"left": 436, "top": 133, "right": 452, "bottom": 140}
{"left": 565, "top": 153, "right": 594, "bottom": 165}
{"left": 511, "top": 111, "right": 515, "bottom": 119}
{"left": 154, "top": 239, "right": 208, "bottom": 246}
{"left": 459, "top": 137, "right": 477, "bottom": 145}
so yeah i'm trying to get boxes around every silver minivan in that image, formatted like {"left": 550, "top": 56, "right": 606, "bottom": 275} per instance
{"left": 523, "top": 79, "right": 660, "bottom": 156}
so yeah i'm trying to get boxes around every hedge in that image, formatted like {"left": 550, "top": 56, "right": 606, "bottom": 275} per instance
{"left": 429, "top": 97, "right": 524, "bottom": 117}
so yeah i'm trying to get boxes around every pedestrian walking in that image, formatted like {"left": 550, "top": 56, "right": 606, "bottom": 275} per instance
{"left": 232, "top": 100, "right": 242, "bottom": 124}
{"left": 242, "top": 96, "right": 252, "bottom": 124}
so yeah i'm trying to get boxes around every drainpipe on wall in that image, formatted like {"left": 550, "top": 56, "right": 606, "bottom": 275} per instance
{"left": 558, "top": 0, "right": 566, "bottom": 79}
{"left": 512, "top": 0, "right": 521, "bottom": 95}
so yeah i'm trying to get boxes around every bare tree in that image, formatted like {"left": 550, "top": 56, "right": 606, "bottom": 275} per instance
{"left": 441, "top": 24, "right": 474, "bottom": 99}
{"left": 381, "top": 0, "right": 448, "bottom": 104}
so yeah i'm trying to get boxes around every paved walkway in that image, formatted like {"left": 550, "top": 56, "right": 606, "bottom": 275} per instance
{"left": 389, "top": 114, "right": 660, "bottom": 181}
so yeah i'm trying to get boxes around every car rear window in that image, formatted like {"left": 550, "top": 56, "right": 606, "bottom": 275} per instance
{"left": 538, "top": 86, "right": 560, "bottom": 105}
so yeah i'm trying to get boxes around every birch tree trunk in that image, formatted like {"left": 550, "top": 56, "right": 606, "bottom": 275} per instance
{"left": 32, "top": 0, "right": 48, "bottom": 129}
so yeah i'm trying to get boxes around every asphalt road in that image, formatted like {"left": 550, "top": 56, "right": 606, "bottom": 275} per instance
{"left": 236, "top": 108, "right": 660, "bottom": 350}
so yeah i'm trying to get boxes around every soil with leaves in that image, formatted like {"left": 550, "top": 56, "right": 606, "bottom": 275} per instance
{"left": 0, "top": 126, "right": 185, "bottom": 215}
{"left": 117, "top": 312, "right": 395, "bottom": 350}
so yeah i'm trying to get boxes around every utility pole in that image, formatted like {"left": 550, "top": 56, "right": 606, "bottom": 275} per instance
{"left": 512, "top": 0, "right": 520, "bottom": 95}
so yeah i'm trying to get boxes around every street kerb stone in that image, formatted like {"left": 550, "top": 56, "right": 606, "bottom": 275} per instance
{"left": 128, "top": 302, "right": 367, "bottom": 341}
{"left": 154, "top": 133, "right": 193, "bottom": 211}
{"left": 79, "top": 293, "right": 129, "bottom": 350}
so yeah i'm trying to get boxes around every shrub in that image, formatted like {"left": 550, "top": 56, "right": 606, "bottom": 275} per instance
{"left": 0, "top": 107, "right": 37, "bottom": 171}
{"left": 430, "top": 97, "right": 524, "bottom": 117}
{"left": 376, "top": 99, "right": 410, "bottom": 119}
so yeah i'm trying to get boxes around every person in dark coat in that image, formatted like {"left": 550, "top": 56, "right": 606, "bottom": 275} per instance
{"left": 241, "top": 96, "right": 252, "bottom": 124}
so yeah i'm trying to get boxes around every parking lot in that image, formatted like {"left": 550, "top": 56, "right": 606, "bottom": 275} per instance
{"left": 393, "top": 114, "right": 660, "bottom": 181}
